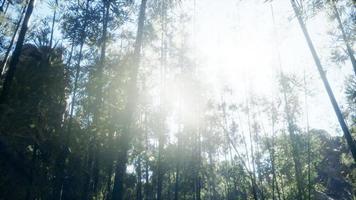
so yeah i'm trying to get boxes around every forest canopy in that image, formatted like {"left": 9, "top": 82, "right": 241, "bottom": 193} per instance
{"left": 0, "top": 0, "right": 355, "bottom": 199}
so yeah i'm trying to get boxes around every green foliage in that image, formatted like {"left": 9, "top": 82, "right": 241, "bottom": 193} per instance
{"left": 0, "top": 0, "right": 355, "bottom": 200}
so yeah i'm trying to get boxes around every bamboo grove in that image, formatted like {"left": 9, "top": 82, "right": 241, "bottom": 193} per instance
{"left": 0, "top": 0, "right": 355, "bottom": 199}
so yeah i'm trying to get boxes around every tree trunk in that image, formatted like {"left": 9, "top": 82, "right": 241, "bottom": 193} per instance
{"left": 0, "top": 3, "right": 26, "bottom": 75}
{"left": 105, "top": 162, "right": 114, "bottom": 200}
{"left": 111, "top": 1, "right": 147, "bottom": 199}
{"left": 0, "top": 0, "right": 5, "bottom": 12}
{"left": 157, "top": 136, "right": 164, "bottom": 200}
{"left": 3, "top": 0, "right": 9, "bottom": 14}
{"left": 83, "top": 1, "right": 110, "bottom": 198}
{"left": 303, "top": 72, "right": 312, "bottom": 200}
{"left": 65, "top": 42, "right": 74, "bottom": 67}
{"left": 174, "top": 156, "right": 179, "bottom": 200}
{"left": 0, "top": 0, "right": 35, "bottom": 104}
{"left": 112, "top": 139, "right": 130, "bottom": 200}
{"left": 49, "top": 0, "right": 58, "bottom": 49}
{"left": 145, "top": 115, "right": 150, "bottom": 200}
{"left": 137, "top": 156, "right": 143, "bottom": 200}
{"left": 208, "top": 150, "right": 217, "bottom": 200}
{"left": 0, "top": 0, "right": 6, "bottom": 12}
{"left": 270, "top": 130, "right": 282, "bottom": 200}
{"left": 92, "top": 148, "right": 100, "bottom": 197}
{"left": 194, "top": 129, "right": 201, "bottom": 200}
{"left": 229, "top": 110, "right": 259, "bottom": 200}
{"left": 331, "top": 1, "right": 356, "bottom": 76}
{"left": 145, "top": 155, "right": 150, "bottom": 200}
{"left": 167, "top": 171, "right": 172, "bottom": 200}
{"left": 174, "top": 134, "right": 181, "bottom": 200}
{"left": 246, "top": 103, "right": 260, "bottom": 200}
{"left": 157, "top": 0, "right": 168, "bottom": 198}
{"left": 54, "top": 38, "right": 84, "bottom": 200}
{"left": 290, "top": 0, "right": 356, "bottom": 162}
{"left": 53, "top": 0, "right": 90, "bottom": 198}
{"left": 281, "top": 74, "right": 304, "bottom": 200}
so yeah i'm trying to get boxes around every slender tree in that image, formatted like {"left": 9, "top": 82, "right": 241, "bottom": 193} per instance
{"left": 280, "top": 74, "right": 304, "bottom": 200}
{"left": 0, "top": 0, "right": 7, "bottom": 13}
{"left": 53, "top": 1, "right": 91, "bottom": 199}
{"left": 0, "top": 2, "right": 26, "bottom": 75}
{"left": 137, "top": 155, "right": 143, "bottom": 200}
{"left": 290, "top": 0, "right": 356, "bottom": 162}
{"left": 157, "top": 0, "right": 168, "bottom": 199}
{"left": 82, "top": 0, "right": 111, "bottom": 198}
{"left": 329, "top": 0, "right": 356, "bottom": 76}
{"left": 0, "top": 0, "right": 36, "bottom": 104}
{"left": 111, "top": 0, "right": 148, "bottom": 199}
{"left": 303, "top": 71, "right": 312, "bottom": 200}
{"left": 49, "top": 0, "right": 58, "bottom": 49}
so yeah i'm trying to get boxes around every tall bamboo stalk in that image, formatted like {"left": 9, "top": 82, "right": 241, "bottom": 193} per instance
{"left": 331, "top": 1, "right": 356, "bottom": 76}
{"left": 290, "top": 0, "right": 356, "bottom": 162}
{"left": 111, "top": 1, "right": 148, "bottom": 199}
{"left": 0, "top": 0, "right": 36, "bottom": 104}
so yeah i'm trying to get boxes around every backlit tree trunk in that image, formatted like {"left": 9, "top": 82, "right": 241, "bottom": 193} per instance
{"left": 281, "top": 75, "right": 304, "bottom": 200}
{"left": 53, "top": 1, "right": 91, "bottom": 199}
{"left": 111, "top": 1, "right": 148, "bottom": 199}
{"left": 0, "top": 4, "right": 26, "bottom": 75}
{"left": 290, "top": 0, "right": 356, "bottom": 162}
{"left": 331, "top": 1, "right": 356, "bottom": 76}
{"left": 0, "top": 0, "right": 36, "bottom": 104}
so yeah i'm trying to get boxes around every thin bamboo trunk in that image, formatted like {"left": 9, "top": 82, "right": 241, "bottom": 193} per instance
{"left": 0, "top": 0, "right": 35, "bottom": 104}
{"left": 104, "top": 161, "right": 114, "bottom": 200}
{"left": 157, "top": 1, "right": 167, "bottom": 198}
{"left": 0, "top": 3, "right": 26, "bottom": 75}
{"left": 167, "top": 171, "right": 172, "bottom": 200}
{"left": 137, "top": 155, "right": 143, "bottom": 200}
{"left": 104, "top": 127, "right": 115, "bottom": 200}
{"left": 233, "top": 112, "right": 259, "bottom": 200}
{"left": 291, "top": 0, "right": 356, "bottom": 162}
{"left": 195, "top": 129, "right": 201, "bottom": 200}
{"left": 111, "top": 1, "right": 148, "bottom": 199}
{"left": 208, "top": 150, "right": 217, "bottom": 200}
{"left": 65, "top": 42, "right": 74, "bottom": 69}
{"left": 331, "top": 1, "right": 356, "bottom": 76}
{"left": 0, "top": 0, "right": 7, "bottom": 12}
{"left": 92, "top": 149, "right": 100, "bottom": 196}
{"left": 83, "top": 1, "right": 110, "bottom": 198}
{"left": 270, "top": 124, "right": 282, "bottom": 200}
{"left": 303, "top": 71, "right": 312, "bottom": 200}
{"left": 174, "top": 161, "right": 179, "bottom": 200}
{"left": 57, "top": 39, "right": 84, "bottom": 200}
{"left": 174, "top": 136, "right": 180, "bottom": 200}
{"left": 67, "top": 41, "right": 84, "bottom": 138}
{"left": 246, "top": 102, "right": 260, "bottom": 200}
{"left": 145, "top": 114, "right": 150, "bottom": 200}
{"left": 145, "top": 157, "right": 150, "bottom": 200}
{"left": 0, "top": 0, "right": 5, "bottom": 11}
{"left": 281, "top": 75, "right": 304, "bottom": 200}
{"left": 157, "top": 136, "right": 164, "bottom": 200}
{"left": 54, "top": 1, "right": 90, "bottom": 198}
{"left": 49, "top": 0, "right": 58, "bottom": 49}
{"left": 221, "top": 99, "right": 235, "bottom": 199}
{"left": 256, "top": 146, "right": 265, "bottom": 200}
{"left": 3, "top": 1, "right": 9, "bottom": 14}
